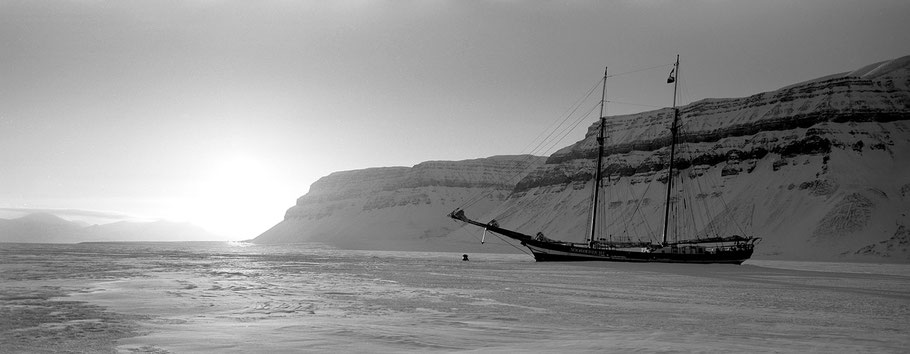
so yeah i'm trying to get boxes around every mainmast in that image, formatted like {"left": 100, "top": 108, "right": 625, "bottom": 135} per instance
{"left": 662, "top": 55, "right": 680, "bottom": 245}
{"left": 588, "top": 67, "right": 608, "bottom": 244}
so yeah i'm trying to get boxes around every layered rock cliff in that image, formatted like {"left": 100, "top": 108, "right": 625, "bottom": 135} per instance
{"left": 473, "top": 55, "right": 910, "bottom": 262}
{"left": 254, "top": 156, "right": 545, "bottom": 251}
{"left": 256, "top": 55, "right": 910, "bottom": 262}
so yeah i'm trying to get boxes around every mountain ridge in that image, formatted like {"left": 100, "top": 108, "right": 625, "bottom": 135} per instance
{"left": 0, "top": 214, "right": 221, "bottom": 243}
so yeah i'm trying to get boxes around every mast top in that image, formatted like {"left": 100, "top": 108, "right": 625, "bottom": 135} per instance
{"left": 671, "top": 55, "right": 679, "bottom": 109}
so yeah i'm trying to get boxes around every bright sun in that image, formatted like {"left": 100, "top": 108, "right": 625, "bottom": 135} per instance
{"left": 183, "top": 155, "right": 289, "bottom": 239}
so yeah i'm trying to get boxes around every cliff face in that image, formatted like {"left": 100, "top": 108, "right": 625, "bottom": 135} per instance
{"left": 253, "top": 156, "right": 545, "bottom": 251}
{"left": 256, "top": 55, "right": 910, "bottom": 262}
{"left": 479, "top": 55, "right": 910, "bottom": 262}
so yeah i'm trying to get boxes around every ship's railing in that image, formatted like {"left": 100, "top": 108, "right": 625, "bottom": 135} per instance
{"left": 670, "top": 235, "right": 761, "bottom": 246}
{"left": 591, "top": 241, "right": 654, "bottom": 249}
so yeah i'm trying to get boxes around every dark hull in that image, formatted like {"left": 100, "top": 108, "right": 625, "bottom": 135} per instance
{"left": 522, "top": 239, "right": 753, "bottom": 264}
{"left": 448, "top": 209, "right": 757, "bottom": 264}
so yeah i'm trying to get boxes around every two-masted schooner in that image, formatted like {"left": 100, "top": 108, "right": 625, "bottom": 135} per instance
{"left": 449, "top": 56, "right": 761, "bottom": 264}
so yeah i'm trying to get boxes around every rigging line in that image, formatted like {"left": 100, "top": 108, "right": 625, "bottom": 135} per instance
{"left": 702, "top": 159, "right": 748, "bottom": 237}
{"left": 489, "top": 103, "right": 600, "bottom": 221}
{"left": 623, "top": 188, "right": 645, "bottom": 242}
{"left": 611, "top": 176, "right": 640, "bottom": 241}
{"left": 539, "top": 102, "right": 601, "bottom": 156}
{"left": 680, "top": 74, "right": 693, "bottom": 104}
{"left": 621, "top": 180, "right": 643, "bottom": 243}
{"left": 605, "top": 63, "right": 674, "bottom": 79}
{"left": 453, "top": 133, "right": 555, "bottom": 210}
{"left": 455, "top": 79, "right": 603, "bottom": 212}
{"left": 456, "top": 227, "right": 484, "bottom": 243}
{"left": 584, "top": 179, "right": 596, "bottom": 240}
{"left": 717, "top": 188, "right": 747, "bottom": 236}
{"left": 698, "top": 161, "right": 721, "bottom": 238}
{"left": 491, "top": 176, "right": 552, "bottom": 221}
{"left": 750, "top": 205, "right": 758, "bottom": 235}
{"left": 455, "top": 87, "right": 601, "bottom": 211}
{"left": 533, "top": 99, "right": 601, "bottom": 158}
{"left": 498, "top": 108, "right": 595, "bottom": 222}
{"left": 702, "top": 153, "right": 727, "bottom": 238}
{"left": 523, "top": 77, "right": 602, "bottom": 157}
{"left": 677, "top": 138, "right": 696, "bottom": 239}
{"left": 602, "top": 168, "right": 617, "bottom": 240}
{"left": 488, "top": 231, "right": 533, "bottom": 256}
{"left": 457, "top": 117, "right": 575, "bottom": 209}
{"left": 455, "top": 154, "right": 544, "bottom": 210}
{"left": 496, "top": 124, "right": 597, "bottom": 217}
{"left": 458, "top": 159, "right": 538, "bottom": 209}
{"left": 705, "top": 189, "right": 724, "bottom": 238}
{"left": 676, "top": 116, "right": 746, "bottom": 239}
{"left": 489, "top": 194, "right": 539, "bottom": 223}
{"left": 523, "top": 78, "right": 603, "bottom": 157}
{"left": 451, "top": 220, "right": 531, "bottom": 257}
{"left": 479, "top": 102, "right": 601, "bottom": 214}
{"left": 674, "top": 129, "right": 698, "bottom": 239}
{"left": 704, "top": 165, "right": 723, "bottom": 237}
{"left": 606, "top": 100, "right": 663, "bottom": 109}
{"left": 668, "top": 174, "right": 677, "bottom": 242}
{"left": 623, "top": 169, "right": 657, "bottom": 240}
{"left": 598, "top": 189, "right": 606, "bottom": 241}
{"left": 607, "top": 117, "right": 638, "bottom": 154}
{"left": 619, "top": 178, "right": 639, "bottom": 237}
{"left": 685, "top": 167, "right": 704, "bottom": 239}
{"left": 690, "top": 171, "right": 711, "bottom": 238}
{"left": 591, "top": 171, "right": 611, "bottom": 242}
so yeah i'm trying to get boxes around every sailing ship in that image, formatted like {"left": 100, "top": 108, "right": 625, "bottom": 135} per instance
{"left": 449, "top": 56, "right": 761, "bottom": 264}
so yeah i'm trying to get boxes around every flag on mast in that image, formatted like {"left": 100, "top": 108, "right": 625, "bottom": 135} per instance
{"left": 666, "top": 67, "right": 676, "bottom": 84}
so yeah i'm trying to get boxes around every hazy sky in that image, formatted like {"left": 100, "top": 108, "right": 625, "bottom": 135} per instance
{"left": 2, "top": 0, "right": 908, "bottom": 239}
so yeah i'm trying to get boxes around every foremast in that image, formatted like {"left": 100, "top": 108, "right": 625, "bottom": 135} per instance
{"left": 662, "top": 55, "right": 680, "bottom": 245}
{"left": 587, "top": 67, "right": 608, "bottom": 245}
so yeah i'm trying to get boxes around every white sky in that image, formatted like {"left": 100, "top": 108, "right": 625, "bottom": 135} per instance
{"left": 2, "top": 0, "right": 909, "bottom": 239}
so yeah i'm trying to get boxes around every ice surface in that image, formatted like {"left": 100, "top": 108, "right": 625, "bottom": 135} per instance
{"left": 1, "top": 242, "right": 908, "bottom": 352}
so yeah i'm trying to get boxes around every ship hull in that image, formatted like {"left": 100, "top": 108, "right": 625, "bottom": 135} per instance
{"left": 522, "top": 239, "right": 753, "bottom": 264}
{"left": 448, "top": 209, "right": 757, "bottom": 264}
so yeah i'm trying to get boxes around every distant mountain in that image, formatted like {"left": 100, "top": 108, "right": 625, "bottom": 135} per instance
{"left": 80, "top": 220, "right": 221, "bottom": 242}
{"left": 0, "top": 214, "right": 221, "bottom": 243}
{"left": 0, "top": 213, "right": 85, "bottom": 243}
{"left": 255, "top": 55, "right": 910, "bottom": 262}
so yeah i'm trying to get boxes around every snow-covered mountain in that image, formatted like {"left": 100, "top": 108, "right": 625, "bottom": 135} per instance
{"left": 472, "top": 55, "right": 910, "bottom": 262}
{"left": 254, "top": 156, "right": 545, "bottom": 252}
{"left": 255, "top": 55, "right": 910, "bottom": 262}
{"left": 0, "top": 213, "right": 85, "bottom": 243}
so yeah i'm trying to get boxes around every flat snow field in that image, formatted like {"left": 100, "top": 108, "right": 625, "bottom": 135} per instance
{"left": 1, "top": 242, "right": 908, "bottom": 353}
